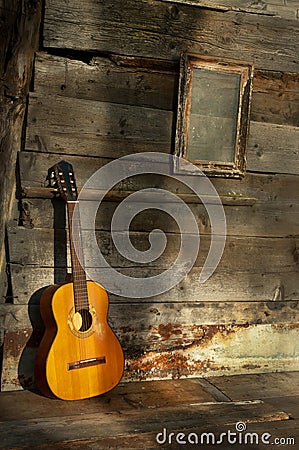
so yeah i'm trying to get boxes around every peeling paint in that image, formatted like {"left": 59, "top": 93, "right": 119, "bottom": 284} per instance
{"left": 123, "top": 323, "right": 299, "bottom": 381}
{"left": 3, "top": 329, "right": 30, "bottom": 358}
{"left": 120, "top": 323, "right": 251, "bottom": 358}
{"left": 158, "top": 323, "right": 182, "bottom": 340}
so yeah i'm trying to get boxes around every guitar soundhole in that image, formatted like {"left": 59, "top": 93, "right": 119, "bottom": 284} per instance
{"left": 77, "top": 308, "right": 93, "bottom": 332}
{"left": 68, "top": 306, "right": 96, "bottom": 337}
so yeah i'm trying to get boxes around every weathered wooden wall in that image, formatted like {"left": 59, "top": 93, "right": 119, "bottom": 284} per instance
{"left": 0, "top": 0, "right": 42, "bottom": 387}
{"left": 0, "top": 0, "right": 42, "bottom": 297}
{"left": 1, "top": 0, "right": 299, "bottom": 390}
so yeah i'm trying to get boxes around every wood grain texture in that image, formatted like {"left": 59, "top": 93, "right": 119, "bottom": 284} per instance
{"left": 0, "top": 0, "right": 42, "bottom": 300}
{"left": 17, "top": 153, "right": 299, "bottom": 212}
{"left": 15, "top": 185, "right": 299, "bottom": 238}
{"left": 7, "top": 261, "right": 299, "bottom": 305}
{"left": 43, "top": 0, "right": 299, "bottom": 71}
{"left": 247, "top": 122, "right": 299, "bottom": 174}
{"left": 6, "top": 226, "right": 299, "bottom": 304}
{"left": 7, "top": 227, "right": 299, "bottom": 271}
{"left": 33, "top": 52, "right": 299, "bottom": 126}
{"left": 0, "top": 395, "right": 290, "bottom": 448}
{"left": 25, "top": 93, "right": 173, "bottom": 156}
{"left": 252, "top": 70, "right": 299, "bottom": 127}
{"left": 35, "top": 281, "right": 124, "bottom": 400}
{"left": 2, "top": 299, "right": 299, "bottom": 343}
{"left": 33, "top": 52, "right": 179, "bottom": 111}
{"left": 0, "top": 377, "right": 229, "bottom": 421}
{"left": 25, "top": 93, "right": 299, "bottom": 174}
{"left": 208, "top": 371, "right": 299, "bottom": 400}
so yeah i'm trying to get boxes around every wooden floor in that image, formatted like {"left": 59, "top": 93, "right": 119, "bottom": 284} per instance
{"left": 0, "top": 372, "right": 298, "bottom": 449}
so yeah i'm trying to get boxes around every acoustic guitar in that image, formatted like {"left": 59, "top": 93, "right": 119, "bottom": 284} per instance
{"left": 34, "top": 160, "right": 124, "bottom": 400}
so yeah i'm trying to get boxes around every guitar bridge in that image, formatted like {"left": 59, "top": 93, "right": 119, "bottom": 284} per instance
{"left": 67, "top": 356, "right": 106, "bottom": 371}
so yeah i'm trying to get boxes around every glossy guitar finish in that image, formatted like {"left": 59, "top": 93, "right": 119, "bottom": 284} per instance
{"left": 35, "top": 281, "right": 124, "bottom": 400}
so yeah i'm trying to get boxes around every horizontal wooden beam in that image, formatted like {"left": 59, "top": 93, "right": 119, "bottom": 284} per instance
{"left": 20, "top": 186, "right": 257, "bottom": 206}
{"left": 6, "top": 229, "right": 299, "bottom": 303}
{"left": 43, "top": 0, "right": 299, "bottom": 72}
{"left": 33, "top": 52, "right": 299, "bottom": 127}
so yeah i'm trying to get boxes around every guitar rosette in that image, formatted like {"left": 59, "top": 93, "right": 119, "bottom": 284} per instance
{"left": 73, "top": 152, "right": 226, "bottom": 299}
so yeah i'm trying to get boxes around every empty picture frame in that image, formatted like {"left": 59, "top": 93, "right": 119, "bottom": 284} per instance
{"left": 174, "top": 53, "right": 254, "bottom": 177}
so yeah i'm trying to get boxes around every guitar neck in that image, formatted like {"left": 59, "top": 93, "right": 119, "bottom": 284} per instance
{"left": 67, "top": 201, "right": 89, "bottom": 311}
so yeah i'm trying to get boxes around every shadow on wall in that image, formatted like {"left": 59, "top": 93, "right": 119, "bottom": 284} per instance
{"left": 18, "top": 198, "right": 68, "bottom": 392}
{"left": 18, "top": 287, "right": 46, "bottom": 393}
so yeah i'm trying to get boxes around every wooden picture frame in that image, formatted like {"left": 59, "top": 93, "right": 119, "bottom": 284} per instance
{"left": 174, "top": 53, "right": 254, "bottom": 178}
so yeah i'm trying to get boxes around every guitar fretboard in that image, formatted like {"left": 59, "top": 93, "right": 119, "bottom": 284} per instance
{"left": 67, "top": 201, "right": 89, "bottom": 311}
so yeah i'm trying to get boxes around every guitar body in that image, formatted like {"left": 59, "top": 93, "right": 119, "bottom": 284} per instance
{"left": 35, "top": 281, "right": 124, "bottom": 400}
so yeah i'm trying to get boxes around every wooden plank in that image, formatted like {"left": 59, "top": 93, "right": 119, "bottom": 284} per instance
{"left": 19, "top": 151, "right": 112, "bottom": 189}
{"left": 43, "top": 0, "right": 299, "bottom": 72}
{"left": 16, "top": 182, "right": 299, "bottom": 237}
{"left": 0, "top": 400, "right": 289, "bottom": 449}
{"left": 33, "top": 52, "right": 179, "bottom": 111}
{"left": 209, "top": 372, "right": 299, "bottom": 400}
{"left": 1, "top": 329, "right": 38, "bottom": 392}
{"left": 264, "top": 395, "right": 299, "bottom": 420}
{"left": 33, "top": 53, "right": 299, "bottom": 126}
{"left": 258, "top": 0, "right": 299, "bottom": 21}
{"left": 25, "top": 93, "right": 173, "bottom": 156}
{"left": 7, "top": 420, "right": 298, "bottom": 450}
{"left": 252, "top": 70, "right": 299, "bottom": 127}
{"left": 7, "top": 262, "right": 299, "bottom": 305}
{"left": 5, "top": 268, "right": 299, "bottom": 323}
{"left": 0, "top": 305, "right": 41, "bottom": 337}
{"left": 0, "top": 310, "right": 288, "bottom": 357}
{"left": 17, "top": 169, "right": 299, "bottom": 236}
{"left": 247, "top": 122, "right": 299, "bottom": 175}
{"left": 20, "top": 187, "right": 258, "bottom": 205}
{"left": 25, "top": 92, "right": 299, "bottom": 174}
{"left": 7, "top": 266, "right": 66, "bottom": 303}
{"left": 17, "top": 168, "right": 299, "bottom": 214}
{"left": 0, "top": 378, "right": 227, "bottom": 421}
{"left": 7, "top": 227, "right": 299, "bottom": 271}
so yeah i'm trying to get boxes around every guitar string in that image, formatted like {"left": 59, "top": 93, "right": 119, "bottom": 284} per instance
{"left": 68, "top": 201, "right": 89, "bottom": 361}
{"left": 74, "top": 203, "right": 89, "bottom": 361}
{"left": 76, "top": 204, "right": 89, "bottom": 361}
{"left": 56, "top": 166, "right": 89, "bottom": 363}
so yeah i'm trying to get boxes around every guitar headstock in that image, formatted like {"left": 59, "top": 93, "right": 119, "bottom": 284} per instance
{"left": 48, "top": 160, "right": 78, "bottom": 202}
